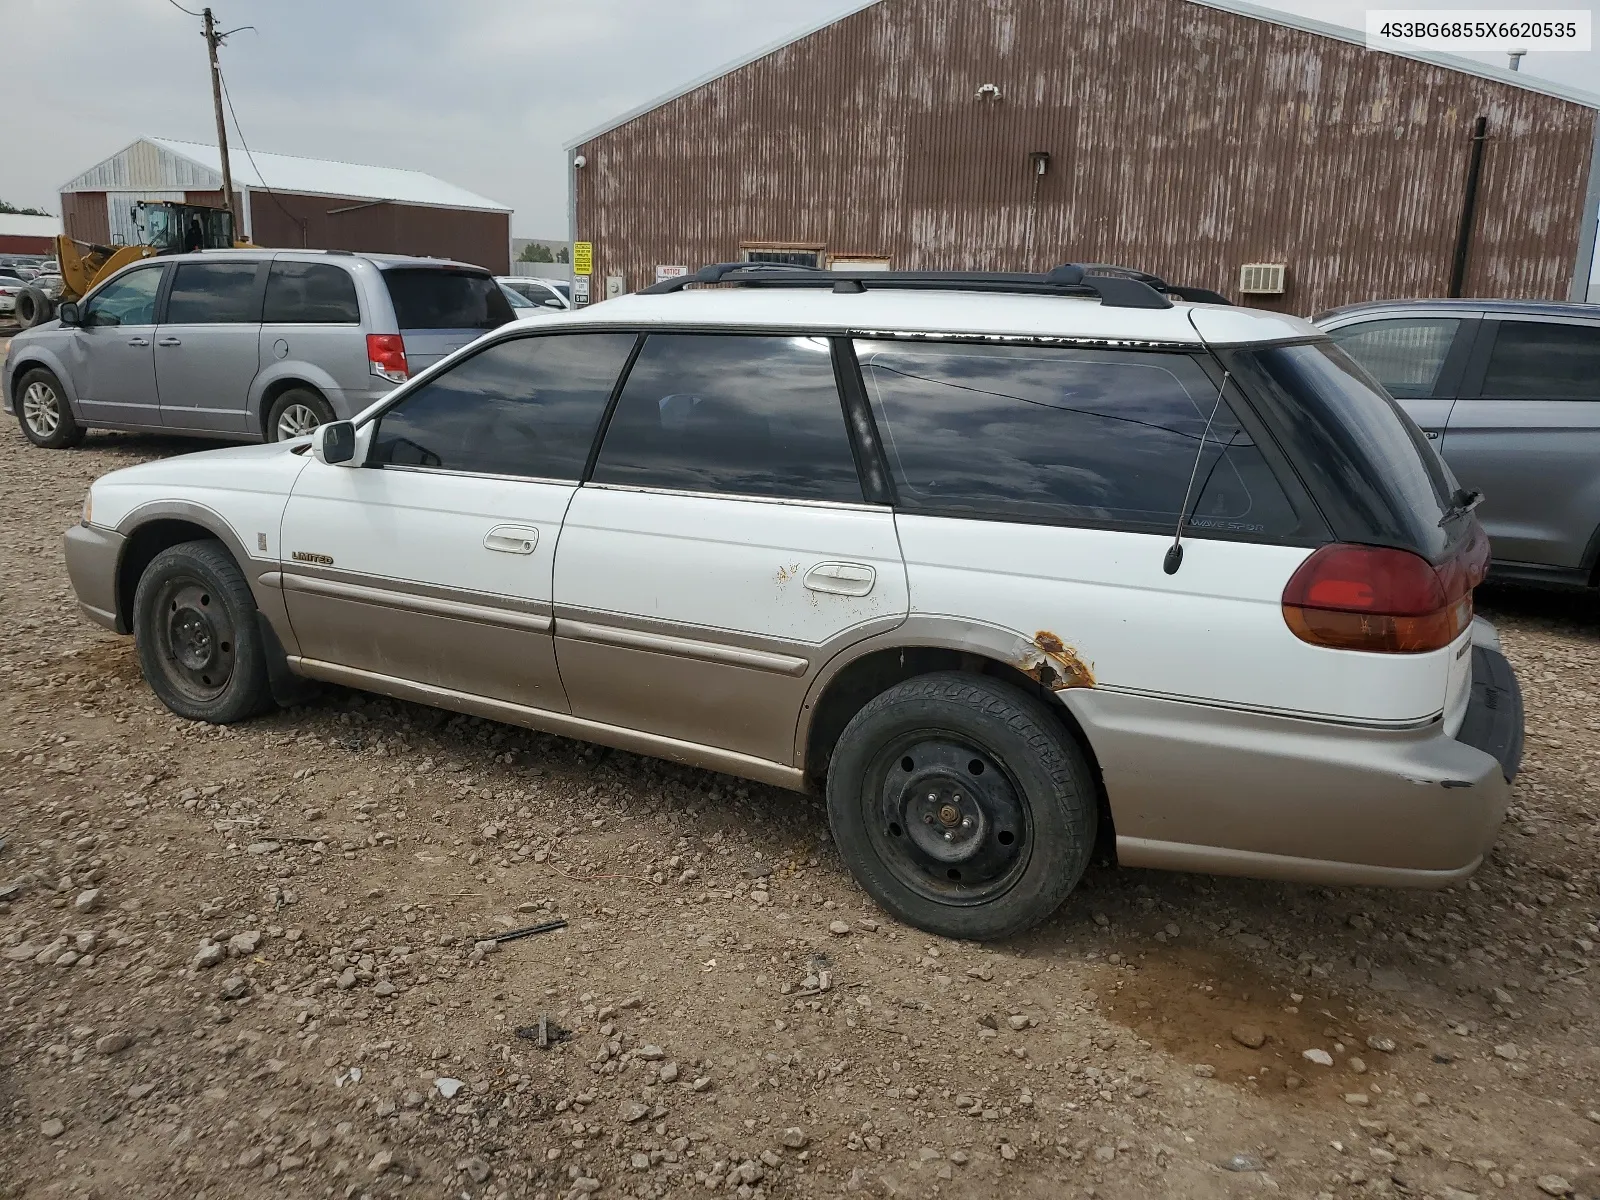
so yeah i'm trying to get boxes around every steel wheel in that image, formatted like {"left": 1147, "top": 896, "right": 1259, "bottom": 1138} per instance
{"left": 150, "top": 574, "right": 238, "bottom": 704}
{"left": 21, "top": 380, "right": 61, "bottom": 438}
{"left": 866, "top": 735, "right": 1032, "bottom": 906}
{"left": 275, "top": 403, "right": 323, "bottom": 440}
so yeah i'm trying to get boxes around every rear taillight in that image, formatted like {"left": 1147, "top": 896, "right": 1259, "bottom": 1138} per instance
{"left": 367, "top": 333, "right": 409, "bottom": 384}
{"left": 1282, "top": 527, "right": 1487, "bottom": 654}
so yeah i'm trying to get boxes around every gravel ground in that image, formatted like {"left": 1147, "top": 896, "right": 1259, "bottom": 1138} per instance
{"left": 1, "top": 426, "right": 1597, "bottom": 1200}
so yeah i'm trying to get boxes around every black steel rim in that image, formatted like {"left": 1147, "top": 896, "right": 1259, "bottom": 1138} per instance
{"left": 151, "top": 574, "right": 236, "bottom": 702}
{"left": 864, "top": 733, "right": 1032, "bottom": 906}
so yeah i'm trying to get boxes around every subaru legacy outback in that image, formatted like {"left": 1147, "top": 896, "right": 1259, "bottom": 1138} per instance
{"left": 60, "top": 263, "right": 1523, "bottom": 940}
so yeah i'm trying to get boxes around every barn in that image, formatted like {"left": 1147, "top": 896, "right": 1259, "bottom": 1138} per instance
{"left": 59, "top": 137, "right": 513, "bottom": 273}
{"left": 567, "top": 0, "right": 1600, "bottom": 314}
{"left": 0, "top": 213, "right": 62, "bottom": 257}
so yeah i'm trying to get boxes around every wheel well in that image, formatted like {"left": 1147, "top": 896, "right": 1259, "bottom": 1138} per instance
{"left": 804, "top": 647, "right": 1114, "bottom": 853}
{"left": 257, "top": 379, "right": 326, "bottom": 439}
{"left": 115, "top": 520, "right": 219, "bottom": 630}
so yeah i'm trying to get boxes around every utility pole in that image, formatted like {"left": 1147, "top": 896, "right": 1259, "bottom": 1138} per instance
{"left": 203, "top": 7, "right": 239, "bottom": 232}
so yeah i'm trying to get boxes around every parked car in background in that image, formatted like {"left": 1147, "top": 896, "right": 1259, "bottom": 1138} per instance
{"left": 59, "top": 261, "right": 1519, "bottom": 940}
{"left": 497, "top": 276, "right": 571, "bottom": 311}
{"left": 0, "top": 275, "right": 23, "bottom": 316}
{"left": 500, "top": 282, "right": 554, "bottom": 321}
{"left": 2, "top": 249, "right": 514, "bottom": 447}
{"left": 1316, "top": 300, "right": 1600, "bottom": 587}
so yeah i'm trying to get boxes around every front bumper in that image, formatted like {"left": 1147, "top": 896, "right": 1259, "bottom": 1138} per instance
{"left": 1071, "top": 647, "right": 1523, "bottom": 889}
{"left": 64, "top": 523, "right": 127, "bottom": 633}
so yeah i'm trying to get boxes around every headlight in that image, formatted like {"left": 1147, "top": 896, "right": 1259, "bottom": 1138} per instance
{"left": 80, "top": 491, "right": 93, "bottom": 528}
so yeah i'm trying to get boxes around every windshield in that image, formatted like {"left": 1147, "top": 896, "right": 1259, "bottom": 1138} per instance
{"left": 499, "top": 283, "right": 535, "bottom": 309}
{"left": 384, "top": 268, "right": 514, "bottom": 330}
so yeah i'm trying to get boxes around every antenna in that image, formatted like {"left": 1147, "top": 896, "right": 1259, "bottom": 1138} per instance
{"left": 1163, "top": 371, "right": 1231, "bottom": 576}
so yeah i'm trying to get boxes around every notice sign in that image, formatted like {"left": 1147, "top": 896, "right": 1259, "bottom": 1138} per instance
{"left": 573, "top": 242, "right": 594, "bottom": 276}
{"left": 572, "top": 276, "right": 590, "bottom": 306}
{"left": 655, "top": 265, "right": 689, "bottom": 283}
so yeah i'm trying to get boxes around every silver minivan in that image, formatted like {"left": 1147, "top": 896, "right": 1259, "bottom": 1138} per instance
{"left": 2, "top": 249, "right": 514, "bottom": 448}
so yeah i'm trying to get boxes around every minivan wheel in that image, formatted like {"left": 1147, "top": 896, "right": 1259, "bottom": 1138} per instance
{"left": 15, "top": 367, "right": 86, "bottom": 449}
{"left": 827, "top": 672, "right": 1097, "bottom": 941}
{"left": 266, "top": 388, "right": 335, "bottom": 442}
{"left": 133, "top": 540, "right": 274, "bottom": 724}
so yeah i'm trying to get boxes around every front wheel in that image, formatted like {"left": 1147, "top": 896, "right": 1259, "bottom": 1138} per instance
{"left": 15, "top": 367, "right": 85, "bottom": 448}
{"left": 826, "top": 672, "right": 1097, "bottom": 941}
{"left": 133, "top": 540, "right": 274, "bottom": 724}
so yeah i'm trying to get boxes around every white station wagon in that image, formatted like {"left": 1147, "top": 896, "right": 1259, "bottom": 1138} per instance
{"left": 63, "top": 263, "right": 1523, "bottom": 940}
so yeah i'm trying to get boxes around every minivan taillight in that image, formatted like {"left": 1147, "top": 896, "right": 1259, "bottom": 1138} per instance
{"left": 367, "top": 334, "right": 409, "bottom": 384}
{"left": 1282, "top": 528, "right": 1487, "bottom": 654}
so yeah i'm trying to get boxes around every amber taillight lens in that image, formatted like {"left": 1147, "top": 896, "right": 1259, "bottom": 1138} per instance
{"left": 1282, "top": 527, "right": 1488, "bottom": 654}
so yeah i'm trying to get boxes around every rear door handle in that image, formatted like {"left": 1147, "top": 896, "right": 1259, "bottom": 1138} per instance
{"left": 483, "top": 525, "right": 538, "bottom": 555}
{"left": 126, "top": 337, "right": 149, "bottom": 347}
{"left": 804, "top": 561, "right": 876, "bottom": 597}
{"left": 156, "top": 336, "right": 181, "bottom": 347}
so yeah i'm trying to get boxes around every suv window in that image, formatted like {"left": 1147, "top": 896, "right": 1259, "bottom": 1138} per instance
{"left": 82, "top": 265, "right": 164, "bottom": 327}
{"left": 854, "top": 340, "right": 1301, "bottom": 535}
{"left": 263, "top": 261, "right": 360, "bottom": 323}
{"left": 383, "top": 268, "right": 513, "bottom": 330}
{"left": 369, "top": 332, "right": 636, "bottom": 479}
{"left": 1481, "top": 320, "right": 1600, "bottom": 400}
{"left": 591, "top": 334, "right": 863, "bottom": 503}
{"left": 1327, "top": 318, "right": 1460, "bottom": 399}
{"left": 164, "top": 261, "right": 261, "bottom": 324}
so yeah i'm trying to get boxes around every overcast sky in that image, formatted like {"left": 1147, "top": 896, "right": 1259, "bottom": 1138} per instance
{"left": 2, "top": 0, "right": 1595, "bottom": 241}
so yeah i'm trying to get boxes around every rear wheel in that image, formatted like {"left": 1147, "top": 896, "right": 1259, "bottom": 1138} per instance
{"left": 133, "top": 540, "right": 273, "bottom": 724}
{"left": 826, "top": 672, "right": 1097, "bottom": 940}
{"left": 15, "top": 367, "right": 85, "bottom": 449}
{"left": 266, "top": 388, "right": 334, "bottom": 442}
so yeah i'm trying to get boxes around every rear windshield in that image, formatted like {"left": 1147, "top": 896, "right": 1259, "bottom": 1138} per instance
{"left": 1228, "top": 341, "right": 1461, "bottom": 560}
{"left": 382, "top": 268, "right": 513, "bottom": 330}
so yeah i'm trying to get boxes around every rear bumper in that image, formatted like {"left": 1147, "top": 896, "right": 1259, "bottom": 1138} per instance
{"left": 1071, "top": 648, "right": 1522, "bottom": 889}
{"left": 63, "top": 522, "right": 127, "bottom": 633}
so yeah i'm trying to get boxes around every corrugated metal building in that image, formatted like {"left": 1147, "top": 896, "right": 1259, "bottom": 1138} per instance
{"left": 0, "top": 213, "right": 62, "bottom": 256}
{"left": 60, "top": 137, "right": 513, "bottom": 273}
{"left": 568, "top": 0, "right": 1600, "bottom": 314}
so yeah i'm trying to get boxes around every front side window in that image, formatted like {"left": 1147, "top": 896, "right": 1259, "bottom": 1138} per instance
{"left": 263, "top": 261, "right": 360, "bottom": 324}
{"left": 591, "top": 333, "right": 863, "bottom": 502}
{"left": 83, "top": 266, "right": 164, "bottom": 327}
{"left": 854, "top": 340, "right": 1301, "bottom": 536}
{"left": 165, "top": 262, "right": 261, "bottom": 324}
{"left": 1327, "top": 318, "right": 1460, "bottom": 399}
{"left": 369, "top": 333, "right": 636, "bottom": 479}
{"left": 1481, "top": 320, "right": 1600, "bottom": 400}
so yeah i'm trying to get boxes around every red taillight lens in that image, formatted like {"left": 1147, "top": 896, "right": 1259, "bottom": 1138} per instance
{"left": 366, "top": 333, "right": 409, "bottom": 384}
{"left": 1282, "top": 539, "right": 1479, "bottom": 654}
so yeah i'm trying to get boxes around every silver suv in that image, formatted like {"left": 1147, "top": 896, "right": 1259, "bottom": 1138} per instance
{"left": 1316, "top": 300, "right": 1600, "bottom": 586}
{"left": 3, "top": 249, "right": 513, "bottom": 448}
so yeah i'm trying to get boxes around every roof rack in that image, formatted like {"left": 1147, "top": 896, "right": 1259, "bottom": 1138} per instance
{"left": 637, "top": 261, "right": 1231, "bottom": 309}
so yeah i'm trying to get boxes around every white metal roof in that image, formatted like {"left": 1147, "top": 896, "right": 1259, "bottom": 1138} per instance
{"left": 0, "top": 213, "right": 63, "bottom": 239}
{"left": 537, "top": 286, "right": 1315, "bottom": 345}
{"left": 61, "top": 137, "right": 510, "bottom": 213}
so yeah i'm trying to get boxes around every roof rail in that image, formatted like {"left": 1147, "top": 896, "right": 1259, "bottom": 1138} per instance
{"left": 637, "top": 261, "right": 1231, "bottom": 308}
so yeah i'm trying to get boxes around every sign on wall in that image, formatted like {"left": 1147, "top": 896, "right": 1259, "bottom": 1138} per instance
{"left": 654, "top": 265, "right": 688, "bottom": 283}
{"left": 573, "top": 242, "right": 594, "bottom": 276}
{"left": 572, "top": 276, "right": 591, "bottom": 306}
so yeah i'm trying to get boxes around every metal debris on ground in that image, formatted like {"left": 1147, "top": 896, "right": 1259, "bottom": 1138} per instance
{"left": 486, "top": 917, "right": 568, "bottom": 944}
{"left": 514, "top": 1014, "right": 572, "bottom": 1048}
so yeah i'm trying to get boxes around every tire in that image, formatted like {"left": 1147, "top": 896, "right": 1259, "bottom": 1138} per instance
{"left": 133, "top": 540, "right": 274, "bottom": 724}
{"left": 12, "top": 286, "right": 54, "bottom": 330}
{"left": 14, "top": 367, "right": 86, "bottom": 449}
{"left": 826, "top": 671, "right": 1097, "bottom": 941}
{"left": 265, "top": 388, "right": 335, "bottom": 442}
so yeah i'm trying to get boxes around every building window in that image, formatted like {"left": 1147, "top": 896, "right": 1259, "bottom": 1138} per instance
{"left": 742, "top": 245, "right": 822, "bottom": 268}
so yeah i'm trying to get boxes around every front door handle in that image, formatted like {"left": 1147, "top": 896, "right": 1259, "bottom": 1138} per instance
{"left": 156, "top": 336, "right": 181, "bottom": 347}
{"left": 804, "top": 561, "right": 876, "bottom": 597}
{"left": 127, "top": 336, "right": 149, "bottom": 347}
{"left": 483, "top": 524, "right": 538, "bottom": 555}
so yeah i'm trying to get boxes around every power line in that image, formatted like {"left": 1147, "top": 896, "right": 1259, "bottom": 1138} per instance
{"left": 165, "top": 0, "right": 203, "bottom": 16}
{"left": 217, "top": 68, "right": 309, "bottom": 246}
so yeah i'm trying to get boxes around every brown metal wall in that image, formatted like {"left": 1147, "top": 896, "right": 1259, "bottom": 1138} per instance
{"left": 247, "top": 191, "right": 510, "bottom": 273}
{"left": 575, "top": 0, "right": 1597, "bottom": 314}
{"left": 61, "top": 191, "right": 109, "bottom": 246}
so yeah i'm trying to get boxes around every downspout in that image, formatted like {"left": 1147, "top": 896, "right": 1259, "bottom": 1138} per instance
{"left": 567, "top": 145, "right": 580, "bottom": 304}
{"left": 1448, "top": 116, "right": 1489, "bottom": 298}
{"left": 1571, "top": 111, "right": 1600, "bottom": 303}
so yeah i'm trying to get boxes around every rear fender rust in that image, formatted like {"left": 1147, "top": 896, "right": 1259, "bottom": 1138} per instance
{"left": 1018, "top": 630, "right": 1095, "bottom": 691}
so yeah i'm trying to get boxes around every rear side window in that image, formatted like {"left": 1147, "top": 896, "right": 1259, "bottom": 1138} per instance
{"left": 369, "top": 333, "right": 635, "bottom": 479}
{"left": 592, "top": 334, "right": 863, "bottom": 502}
{"left": 383, "top": 268, "right": 513, "bottom": 330}
{"left": 263, "top": 261, "right": 360, "bottom": 323}
{"left": 854, "top": 340, "right": 1301, "bottom": 535}
{"left": 164, "top": 262, "right": 261, "bottom": 324}
{"left": 1481, "top": 321, "right": 1600, "bottom": 400}
{"left": 1327, "top": 318, "right": 1460, "bottom": 399}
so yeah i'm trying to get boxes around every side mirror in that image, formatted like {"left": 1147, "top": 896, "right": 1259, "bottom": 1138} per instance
{"left": 57, "top": 301, "right": 81, "bottom": 327}
{"left": 313, "top": 420, "right": 357, "bottom": 465}
{"left": 542, "top": 297, "right": 565, "bottom": 308}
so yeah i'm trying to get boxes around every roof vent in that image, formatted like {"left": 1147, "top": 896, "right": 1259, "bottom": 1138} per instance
{"left": 1239, "top": 263, "right": 1287, "bottom": 295}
